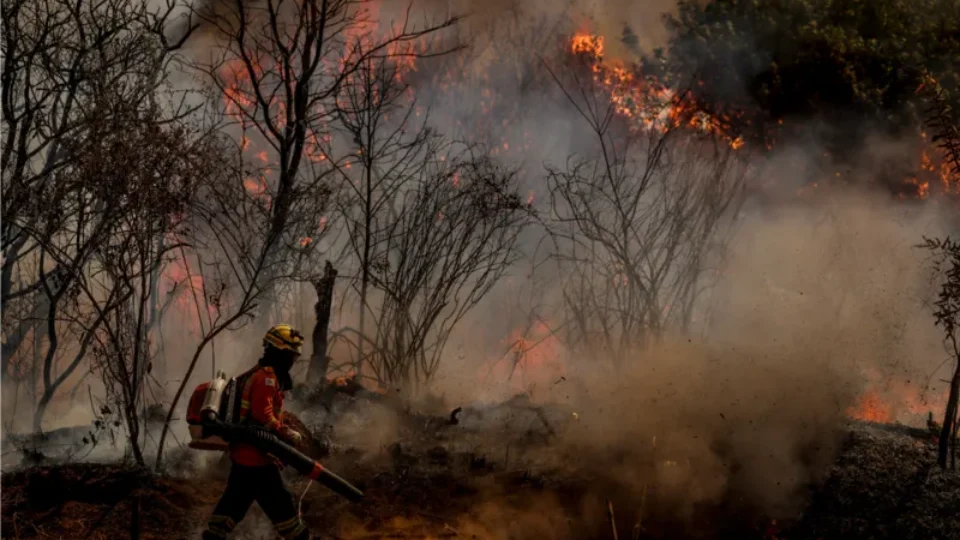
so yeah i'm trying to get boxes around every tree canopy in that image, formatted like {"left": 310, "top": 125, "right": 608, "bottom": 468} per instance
{"left": 650, "top": 0, "right": 960, "bottom": 150}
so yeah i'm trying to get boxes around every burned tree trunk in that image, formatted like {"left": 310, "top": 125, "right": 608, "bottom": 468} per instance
{"left": 952, "top": 407, "right": 958, "bottom": 470}
{"left": 307, "top": 261, "right": 337, "bottom": 387}
{"left": 940, "top": 358, "right": 960, "bottom": 469}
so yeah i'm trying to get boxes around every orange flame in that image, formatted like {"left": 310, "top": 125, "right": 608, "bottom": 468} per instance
{"left": 160, "top": 250, "right": 219, "bottom": 335}
{"left": 847, "top": 390, "right": 893, "bottom": 423}
{"left": 567, "top": 32, "right": 745, "bottom": 150}
{"left": 566, "top": 32, "right": 958, "bottom": 201}
{"left": 484, "top": 321, "right": 566, "bottom": 400}
{"left": 846, "top": 370, "right": 946, "bottom": 425}
{"left": 243, "top": 176, "right": 266, "bottom": 196}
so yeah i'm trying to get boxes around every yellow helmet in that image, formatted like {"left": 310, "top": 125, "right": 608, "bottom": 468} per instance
{"left": 263, "top": 324, "right": 304, "bottom": 354}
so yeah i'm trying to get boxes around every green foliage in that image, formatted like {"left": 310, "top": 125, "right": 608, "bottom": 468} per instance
{"left": 921, "top": 236, "right": 960, "bottom": 348}
{"left": 652, "top": 0, "right": 960, "bottom": 145}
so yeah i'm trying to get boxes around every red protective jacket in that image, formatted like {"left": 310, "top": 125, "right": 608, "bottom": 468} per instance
{"left": 229, "top": 366, "right": 289, "bottom": 467}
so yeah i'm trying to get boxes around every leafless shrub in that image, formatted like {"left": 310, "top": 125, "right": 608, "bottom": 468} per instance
{"left": 364, "top": 148, "right": 533, "bottom": 386}
{"left": 71, "top": 95, "right": 222, "bottom": 465}
{"left": 1, "top": 0, "right": 200, "bottom": 433}
{"left": 316, "top": 34, "right": 533, "bottom": 387}
{"left": 541, "top": 51, "right": 746, "bottom": 369}
{"left": 153, "top": 0, "right": 461, "bottom": 464}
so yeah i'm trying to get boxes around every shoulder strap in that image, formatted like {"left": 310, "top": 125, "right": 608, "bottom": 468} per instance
{"left": 235, "top": 366, "right": 261, "bottom": 424}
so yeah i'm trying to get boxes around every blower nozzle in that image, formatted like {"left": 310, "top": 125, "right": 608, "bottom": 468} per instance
{"left": 203, "top": 416, "right": 363, "bottom": 502}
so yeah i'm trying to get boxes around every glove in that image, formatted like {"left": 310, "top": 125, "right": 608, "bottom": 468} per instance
{"left": 282, "top": 428, "right": 303, "bottom": 445}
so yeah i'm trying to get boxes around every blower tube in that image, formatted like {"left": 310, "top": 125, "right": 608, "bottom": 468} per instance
{"left": 202, "top": 413, "right": 364, "bottom": 502}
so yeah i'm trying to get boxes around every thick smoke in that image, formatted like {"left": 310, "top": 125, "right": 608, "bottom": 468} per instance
{"left": 401, "top": 0, "right": 681, "bottom": 52}
{"left": 139, "top": 2, "right": 960, "bottom": 537}
{"left": 394, "top": 186, "right": 950, "bottom": 539}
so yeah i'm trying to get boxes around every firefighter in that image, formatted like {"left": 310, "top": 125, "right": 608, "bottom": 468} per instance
{"left": 202, "top": 324, "right": 311, "bottom": 540}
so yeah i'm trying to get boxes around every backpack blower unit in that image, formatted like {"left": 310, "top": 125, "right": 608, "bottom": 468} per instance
{"left": 186, "top": 371, "right": 364, "bottom": 503}
{"left": 186, "top": 371, "right": 237, "bottom": 451}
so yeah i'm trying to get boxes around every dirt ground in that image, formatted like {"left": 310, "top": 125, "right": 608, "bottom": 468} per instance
{"left": 2, "top": 400, "right": 958, "bottom": 540}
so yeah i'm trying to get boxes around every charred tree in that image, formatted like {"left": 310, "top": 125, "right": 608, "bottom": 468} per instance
{"left": 308, "top": 261, "right": 338, "bottom": 386}
{"left": 952, "top": 377, "right": 959, "bottom": 470}
{"left": 944, "top": 360, "right": 960, "bottom": 470}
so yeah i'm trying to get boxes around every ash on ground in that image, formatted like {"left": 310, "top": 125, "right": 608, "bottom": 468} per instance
{"left": 2, "top": 396, "right": 957, "bottom": 540}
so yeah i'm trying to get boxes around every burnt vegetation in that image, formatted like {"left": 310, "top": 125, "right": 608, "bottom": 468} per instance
{"left": 2, "top": 0, "right": 960, "bottom": 539}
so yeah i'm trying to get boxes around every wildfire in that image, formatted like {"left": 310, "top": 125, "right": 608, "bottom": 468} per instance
{"left": 888, "top": 132, "right": 959, "bottom": 200}
{"left": 570, "top": 33, "right": 604, "bottom": 56}
{"left": 204, "top": 14, "right": 960, "bottom": 407}
{"left": 567, "top": 32, "right": 746, "bottom": 150}
{"left": 242, "top": 176, "right": 266, "bottom": 195}
{"left": 566, "top": 32, "right": 958, "bottom": 200}
{"left": 919, "top": 137, "right": 959, "bottom": 197}
{"left": 904, "top": 177, "right": 931, "bottom": 200}
{"left": 483, "top": 321, "right": 566, "bottom": 399}
{"left": 846, "top": 371, "right": 946, "bottom": 425}
{"left": 325, "top": 370, "right": 388, "bottom": 395}
{"left": 847, "top": 390, "right": 893, "bottom": 423}
{"left": 161, "top": 251, "right": 217, "bottom": 335}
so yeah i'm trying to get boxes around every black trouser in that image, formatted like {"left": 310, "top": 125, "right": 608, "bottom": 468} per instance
{"left": 203, "top": 463, "right": 310, "bottom": 539}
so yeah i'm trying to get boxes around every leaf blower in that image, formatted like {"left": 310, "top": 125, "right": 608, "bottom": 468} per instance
{"left": 186, "top": 371, "right": 363, "bottom": 502}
